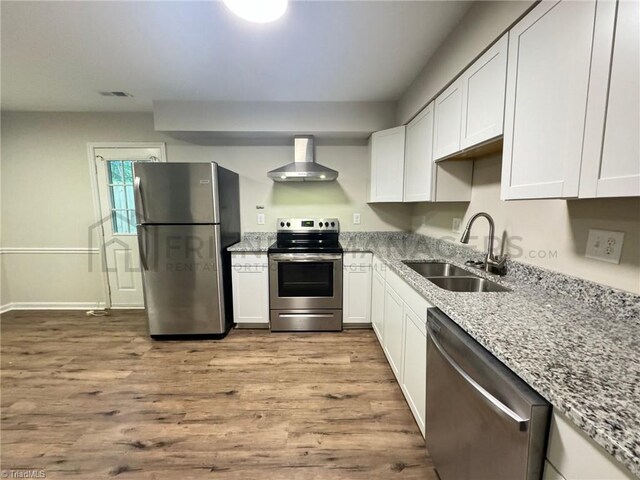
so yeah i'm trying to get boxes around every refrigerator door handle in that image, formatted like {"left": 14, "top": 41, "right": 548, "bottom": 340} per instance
{"left": 137, "top": 226, "right": 148, "bottom": 271}
{"left": 134, "top": 176, "right": 145, "bottom": 223}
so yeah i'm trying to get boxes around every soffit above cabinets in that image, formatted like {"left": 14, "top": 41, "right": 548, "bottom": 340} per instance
{"left": 153, "top": 100, "right": 397, "bottom": 144}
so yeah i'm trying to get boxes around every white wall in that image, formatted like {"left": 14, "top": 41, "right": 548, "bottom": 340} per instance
{"left": 0, "top": 111, "right": 410, "bottom": 309}
{"left": 397, "top": 0, "right": 534, "bottom": 124}
{"left": 412, "top": 155, "right": 640, "bottom": 294}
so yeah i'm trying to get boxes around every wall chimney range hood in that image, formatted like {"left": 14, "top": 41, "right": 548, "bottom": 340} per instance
{"left": 268, "top": 136, "right": 338, "bottom": 182}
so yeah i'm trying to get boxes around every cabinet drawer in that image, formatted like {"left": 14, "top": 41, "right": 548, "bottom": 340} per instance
{"left": 546, "top": 410, "right": 635, "bottom": 480}
{"left": 343, "top": 252, "right": 372, "bottom": 267}
{"left": 231, "top": 253, "right": 268, "bottom": 267}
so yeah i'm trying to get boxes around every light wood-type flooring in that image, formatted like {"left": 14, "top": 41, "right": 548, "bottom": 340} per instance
{"left": 1, "top": 310, "right": 436, "bottom": 479}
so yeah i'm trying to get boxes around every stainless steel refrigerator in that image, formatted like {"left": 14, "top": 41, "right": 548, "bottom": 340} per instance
{"left": 133, "top": 162, "right": 240, "bottom": 337}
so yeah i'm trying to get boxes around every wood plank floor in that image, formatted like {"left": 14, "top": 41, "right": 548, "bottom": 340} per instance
{"left": 1, "top": 310, "right": 436, "bottom": 479}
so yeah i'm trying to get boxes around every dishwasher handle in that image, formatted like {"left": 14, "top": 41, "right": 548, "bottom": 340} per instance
{"left": 427, "top": 324, "right": 530, "bottom": 432}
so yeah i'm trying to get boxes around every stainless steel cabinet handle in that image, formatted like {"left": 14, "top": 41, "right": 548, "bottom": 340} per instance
{"left": 137, "top": 227, "right": 148, "bottom": 271}
{"left": 279, "top": 313, "right": 335, "bottom": 318}
{"left": 134, "top": 176, "right": 145, "bottom": 223}
{"left": 427, "top": 325, "right": 530, "bottom": 431}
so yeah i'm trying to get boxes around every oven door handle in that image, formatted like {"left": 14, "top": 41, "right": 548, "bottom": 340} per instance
{"left": 270, "top": 253, "right": 342, "bottom": 262}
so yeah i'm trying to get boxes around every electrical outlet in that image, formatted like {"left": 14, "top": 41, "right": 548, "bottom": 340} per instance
{"left": 257, "top": 213, "right": 265, "bottom": 225}
{"left": 452, "top": 218, "right": 462, "bottom": 233}
{"left": 353, "top": 213, "right": 361, "bottom": 225}
{"left": 585, "top": 229, "right": 624, "bottom": 264}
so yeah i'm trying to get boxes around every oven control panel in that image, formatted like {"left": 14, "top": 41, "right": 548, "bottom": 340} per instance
{"left": 276, "top": 218, "right": 340, "bottom": 233}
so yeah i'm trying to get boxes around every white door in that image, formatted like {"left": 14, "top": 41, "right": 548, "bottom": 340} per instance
{"left": 383, "top": 284, "right": 404, "bottom": 379}
{"left": 460, "top": 34, "right": 508, "bottom": 149}
{"left": 231, "top": 253, "right": 270, "bottom": 326}
{"left": 404, "top": 103, "right": 435, "bottom": 202}
{"left": 401, "top": 306, "right": 427, "bottom": 437}
{"left": 501, "top": 0, "right": 598, "bottom": 199}
{"left": 369, "top": 126, "right": 406, "bottom": 202}
{"left": 371, "top": 269, "right": 386, "bottom": 343}
{"left": 580, "top": 0, "right": 640, "bottom": 198}
{"left": 93, "top": 145, "right": 166, "bottom": 308}
{"left": 433, "top": 77, "right": 463, "bottom": 161}
{"left": 343, "top": 253, "right": 373, "bottom": 325}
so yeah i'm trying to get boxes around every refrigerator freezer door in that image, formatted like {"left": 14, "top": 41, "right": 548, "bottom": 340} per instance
{"left": 133, "top": 162, "right": 219, "bottom": 224}
{"left": 138, "top": 224, "right": 227, "bottom": 335}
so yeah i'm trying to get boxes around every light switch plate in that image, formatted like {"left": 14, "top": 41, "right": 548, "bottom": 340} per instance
{"left": 257, "top": 213, "right": 265, "bottom": 225}
{"left": 353, "top": 213, "right": 361, "bottom": 225}
{"left": 585, "top": 229, "right": 624, "bottom": 264}
{"left": 452, "top": 218, "right": 462, "bottom": 233}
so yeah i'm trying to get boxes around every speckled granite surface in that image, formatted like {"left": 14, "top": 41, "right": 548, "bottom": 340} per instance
{"left": 230, "top": 231, "right": 640, "bottom": 476}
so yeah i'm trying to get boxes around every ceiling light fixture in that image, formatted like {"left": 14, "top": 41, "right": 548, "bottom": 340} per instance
{"left": 223, "top": 0, "right": 288, "bottom": 23}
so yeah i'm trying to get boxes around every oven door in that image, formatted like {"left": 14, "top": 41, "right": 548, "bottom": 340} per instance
{"left": 269, "top": 253, "right": 343, "bottom": 310}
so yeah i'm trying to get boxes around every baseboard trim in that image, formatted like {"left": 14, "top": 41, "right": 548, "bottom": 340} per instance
{"left": 235, "top": 322, "right": 270, "bottom": 329}
{"left": 343, "top": 322, "right": 373, "bottom": 329}
{"left": 0, "top": 302, "right": 107, "bottom": 314}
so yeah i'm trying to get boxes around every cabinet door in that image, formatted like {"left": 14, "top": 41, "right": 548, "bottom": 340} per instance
{"left": 580, "top": 0, "right": 640, "bottom": 198}
{"left": 343, "top": 253, "right": 372, "bottom": 325}
{"left": 501, "top": 0, "right": 598, "bottom": 199}
{"left": 369, "top": 126, "right": 406, "bottom": 202}
{"left": 433, "top": 78, "right": 463, "bottom": 161}
{"left": 401, "top": 307, "right": 427, "bottom": 437}
{"left": 231, "top": 254, "right": 269, "bottom": 325}
{"left": 383, "top": 285, "right": 404, "bottom": 379}
{"left": 546, "top": 410, "right": 636, "bottom": 480}
{"left": 461, "top": 34, "right": 508, "bottom": 149}
{"left": 371, "top": 270, "right": 385, "bottom": 343}
{"left": 404, "top": 103, "right": 435, "bottom": 202}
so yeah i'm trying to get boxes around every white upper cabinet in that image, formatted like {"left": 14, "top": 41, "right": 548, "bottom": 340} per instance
{"left": 433, "top": 78, "right": 463, "bottom": 161}
{"left": 580, "top": 0, "right": 640, "bottom": 198}
{"left": 501, "top": 0, "right": 601, "bottom": 200}
{"left": 460, "top": 34, "right": 508, "bottom": 149}
{"left": 404, "top": 103, "right": 435, "bottom": 202}
{"left": 368, "top": 126, "right": 406, "bottom": 202}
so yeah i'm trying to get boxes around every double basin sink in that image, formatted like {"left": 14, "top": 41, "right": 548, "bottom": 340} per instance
{"left": 403, "top": 261, "right": 510, "bottom": 293}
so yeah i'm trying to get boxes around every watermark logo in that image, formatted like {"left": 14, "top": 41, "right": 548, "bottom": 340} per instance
{"left": 1, "top": 470, "right": 46, "bottom": 479}
{"left": 88, "top": 215, "right": 219, "bottom": 273}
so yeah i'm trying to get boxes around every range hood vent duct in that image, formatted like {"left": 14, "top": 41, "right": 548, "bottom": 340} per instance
{"left": 268, "top": 136, "right": 338, "bottom": 182}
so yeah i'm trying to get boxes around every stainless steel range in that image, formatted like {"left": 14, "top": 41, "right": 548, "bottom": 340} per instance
{"left": 268, "top": 218, "right": 343, "bottom": 332}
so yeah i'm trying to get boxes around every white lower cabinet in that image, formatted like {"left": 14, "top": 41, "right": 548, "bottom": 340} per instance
{"left": 371, "top": 270, "right": 385, "bottom": 342}
{"left": 342, "top": 253, "right": 372, "bottom": 325}
{"left": 401, "top": 306, "right": 427, "bottom": 436}
{"left": 371, "top": 255, "right": 431, "bottom": 437}
{"left": 543, "top": 461, "right": 566, "bottom": 480}
{"left": 231, "top": 253, "right": 270, "bottom": 327}
{"left": 383, "top": 285, "right": 404, "bottom": 377}
{"left": 546, "top": 410, "right": 636, "bottom": 480}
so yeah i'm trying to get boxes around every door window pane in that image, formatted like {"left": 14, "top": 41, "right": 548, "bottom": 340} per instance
{"left": 111, "top": 185, "right": 127, "bottom": 210}
{"left": 107, "top": 159, "right": 146, "bottom": 235}
{"left": 108, "top": 161, "right": 123, "bottom": 184}
{"left": 123, "top": 161, "right": 134, "bottom": 183}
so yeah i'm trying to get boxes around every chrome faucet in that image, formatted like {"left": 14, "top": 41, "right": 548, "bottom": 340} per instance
{"left": 460, "top": 212, "right": 507, "bottom": 276}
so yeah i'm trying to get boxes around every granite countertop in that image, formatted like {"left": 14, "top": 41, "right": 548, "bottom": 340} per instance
{"left": 230, "top": 231, "right": 640, "bottom": 476}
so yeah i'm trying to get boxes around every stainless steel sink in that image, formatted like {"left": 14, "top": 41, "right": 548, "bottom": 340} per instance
{"left": 403, "top": 261, "right": 471, "bottom": 277}
{"left": 427, "top": 276, "right": 511, "bottom": 293}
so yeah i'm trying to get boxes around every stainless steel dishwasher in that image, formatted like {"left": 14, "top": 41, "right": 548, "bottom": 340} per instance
{"left": 426, "top": 308, "right": 550, "bottom": 480}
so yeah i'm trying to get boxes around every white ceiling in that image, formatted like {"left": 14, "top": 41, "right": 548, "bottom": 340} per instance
{"left": 1, "top": 1, "right": 471, "bottom": 112}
